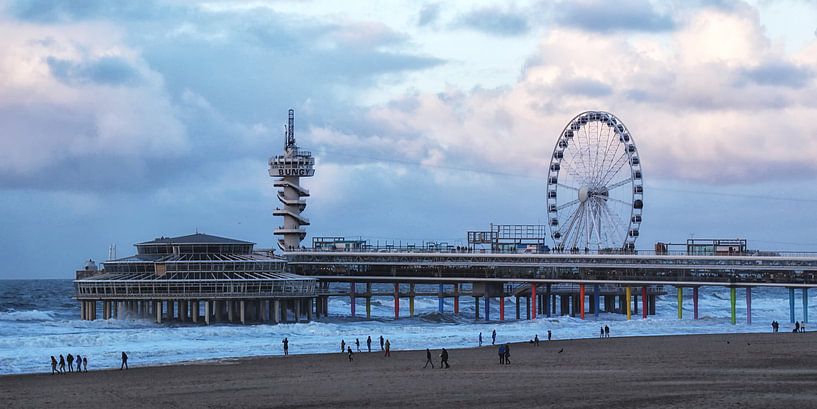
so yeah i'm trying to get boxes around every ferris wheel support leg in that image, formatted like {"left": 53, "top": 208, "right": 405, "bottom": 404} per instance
{"left": 593, "top": 284, "right": 600, "bottom": 320}
{"left": 531, "top": 283, "right": 537, "bottom": 320}
{"left": 579, "top": 284, "right": 585, "bottom": 320}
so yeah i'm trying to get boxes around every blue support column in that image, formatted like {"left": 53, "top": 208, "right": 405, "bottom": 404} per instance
{"left": 545, "top": 284, "right": 552, "bottom": 318}
{"left": 593, "top": 284, "right": 600, "bottom": 320}
{"left": 789, "top": 288, "right": 796, "bottom": 323}
{"left": 438, "top": 284, "right": 444, "bottom": 313}
{"left": 803, "top": 288, "right": 809, "bottom": 323}
{"left": 484, "top": 296, "right": 491, "bottom": 321}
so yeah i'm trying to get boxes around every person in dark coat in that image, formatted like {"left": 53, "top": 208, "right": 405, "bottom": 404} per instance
{"left": 341, "top": 339, "right": 346, "bottom": 353}
{"left": 120, "top": 351, "right": 128, "bottom": 370}
{"left": 492, "top": 329, "right": 496, "bottom": 345}
{"left": 82, "top": 356, "right": 88, "bottom": 372}
{"left": 347, "top": 346, "right": 354, "bottom": 362}
{"left": 58, "top": 354, "right": 65, "bottom": 373}
{"left": 379, "top": 335, "right": 384, "bottom": 351}
{"left": 534, "top": 334, "right": 540, "bottom": 346}
{"left": 66, "top": 354, "right": 74, "bottom": 373}
{"left": 367, "top": 336, "right": 372, "bottom": 352}
{"left": 504, "top": 344, "right": 510, "bottom": 365}
{"left": 355, "top": 338, "right": 360, "bottom": 352}
{"left": 498, "top": 344, "right": 505, "bottom": 364}
{"left": 439, "top": 348, "right": 449, "bottom": 369}
{"left": 76, "top": 354, "right": 82, "bottom": 373}
{"left": 282, "top": 337, "right": 289, "bottom": 356}
{"left": 51, "top": 356, "right": 58, "bottom": 374}
{"left": 423, "top": 348, "right": 434, "bottom": 368}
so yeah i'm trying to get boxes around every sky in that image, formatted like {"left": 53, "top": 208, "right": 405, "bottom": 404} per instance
{"left": 1, "top": 0, "right": 817, "bottom": 278}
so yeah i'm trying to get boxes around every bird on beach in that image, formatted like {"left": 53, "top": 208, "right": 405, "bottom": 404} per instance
{"left": 558, "top": 348, "right": 564, "bottom": 354}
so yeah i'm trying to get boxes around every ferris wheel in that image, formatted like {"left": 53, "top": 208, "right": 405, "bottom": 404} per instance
{"left": 546, "top": 111, "right": 643, "bottom": 252}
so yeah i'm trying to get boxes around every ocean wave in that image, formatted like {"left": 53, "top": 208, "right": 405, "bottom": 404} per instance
{"left": 0, "top": 309, "right": 57, "bottom": 322}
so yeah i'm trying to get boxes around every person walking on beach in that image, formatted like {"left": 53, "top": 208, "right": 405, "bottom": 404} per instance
{"left": 356, "top": 338, "right": 360, "bottom": 352}
{"left": 380, "top": 335, "right": 384, "bottom": 352}
{"left": 498, "top": 344, "right": 505, "bottom": 364}
{"left": 51, "top": 356, "right": 58, "bottom": 374}
{"left": 120, "top": 351, "right": 128, "bottom": 370}
{"left": 600, "top": 326, "right": 604, "bottom": 338}
{"left": 58, "top": 354, "right": 65, "bottom": 373}
{"left": 548, "top": 330, "right": 552, "bottom": 341}
{"left": 440, "top": 348, "right": 449, "bottom": 369}
{"left": 492, "top": 329, "right": 496, "bottom": 345}
{"left": 794, "top": 321, "right": 800, "bottom": 333}
{"left": 341, "top": 339, "right": 346, "bottom": 353}
{"left": 534, "top": 334, "right": 540, "bottom": 346}
{"left": 384, "top": 339, "right": 391, "bottom": 357}
{"left": 604, "top": 325, "right": 610, "bottom": 338}
{"left": 802, "top": 322, "right": 807, "bottom": 333}
{"left": 82, "top": 356, "right": 88, "bottom": 372}
{"left": 282, "top": 337, "right": 289, "bottom": 356}
{"left": 423, "top": 348, "right": 435, "bottom": 368}
{"left": 367, "top": 336, "right": 372, "bottom": 352}
{"left": 76, "top": 354, "right": 82, "bottom": 373}
{"left": 67, "top": 354, "right": 74, "bottom": 373}
{"left": 479, "top": 332, "right": 483, "bottom": 347}
{"left": 347, "top": 346, "right": 354, "bottom": 362}
{"left": 504, "top": 344, "right": 510, "bottom": 365}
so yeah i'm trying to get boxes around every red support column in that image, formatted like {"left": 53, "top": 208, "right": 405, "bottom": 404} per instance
{"left": 454, "top": 284, "right": 459, "bottom": 315}
{"left": 531, "top": 283, "right": 537, "bottom": 320}
{"left": 579, "top": 283, "right": 586, "bottom": 320}
{"left": 394, "top": 283, "right": 400, "bottom": 319}
{"left": 499, "top": 296, "right": 505, "bottom": 321}
{"left": 641, "top": 287, "right": 648, "bottom": 319}
{"left": 693, "top": 287, "right": 699, "bottom": 320}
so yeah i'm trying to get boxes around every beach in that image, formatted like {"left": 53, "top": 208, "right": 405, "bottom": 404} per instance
{"left": 4, "top": 332, "right": 817, "bottom": 408}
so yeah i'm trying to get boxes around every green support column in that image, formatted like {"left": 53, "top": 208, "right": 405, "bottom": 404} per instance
{"left": 677, "top": 287, "right": 683, "bottom": 320}
{"left": 730, "top": 287, "right": 737, "bottom": 325}
{"left": 803, "top": 288, "right": 809, "bottom": 323}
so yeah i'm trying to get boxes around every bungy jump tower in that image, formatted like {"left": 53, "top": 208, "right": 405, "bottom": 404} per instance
{"left": 269, "top": 109, "right": 315, "bottom": 251}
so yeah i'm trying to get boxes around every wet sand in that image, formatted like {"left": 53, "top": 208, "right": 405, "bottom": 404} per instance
{"left": 4, "top": 332, "right": 817, "bottom": 408}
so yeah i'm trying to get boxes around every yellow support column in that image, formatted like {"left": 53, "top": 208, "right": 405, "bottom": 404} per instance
{"left": 625, "top": 287, "right": 632, "bottom": 320}
{"left": 677, "top": 287, "right": 683, "bottom": 320}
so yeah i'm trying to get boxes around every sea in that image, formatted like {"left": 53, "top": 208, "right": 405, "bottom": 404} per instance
{"left": 0, "top": 280, "right": 808, "bottom": 375}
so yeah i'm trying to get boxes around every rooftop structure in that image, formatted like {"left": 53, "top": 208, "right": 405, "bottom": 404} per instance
{"left": 269, "top": 109, "right": 315, "bottom": 251}
{"left": 75, "top": 233, "right": 316, "bottom": 324}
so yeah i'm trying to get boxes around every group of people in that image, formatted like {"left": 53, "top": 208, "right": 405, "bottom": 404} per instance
{"left": 481, "top": 329, "right": 553, "bottom": 347}
{"left": 770, "top": 320, "right": 807, "bottom": 333}
{"left": 335, "top": 335, "right": 391, "bottom": 361}
{"left": 50, "top": 352, "right": 128, "bottom": 373}
{"left": 423, "top": 348, "right": 449, "bottom": 368}
{"left": 51, "top": 354, "right": 87, "bottom": 374}
{"left": 599, "top": 325, "right": 610, "bottom": 338}
{"left": 497, "top": 344, "right": 511, "bottom": 364}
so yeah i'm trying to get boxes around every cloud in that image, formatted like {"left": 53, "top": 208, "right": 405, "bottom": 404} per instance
{"left": 454, "top": 7, "right": 530, "bottom": 36}
{"left": 46, "top": 55, "right": 142, "bottom": 86}
{"left": 418, "top": 3, "right": 441, "bottom": 27}
{"left": 554, "top": 0, "right": 675, "bottom": 33}
{"left": 8, "top": 0, "right": 165, "bottom": 22}
{"left": 739, "top": 62, "right": 813, "bottom": 88}
{"left": 312, "top": 8, "right": 817, "bottom": 185}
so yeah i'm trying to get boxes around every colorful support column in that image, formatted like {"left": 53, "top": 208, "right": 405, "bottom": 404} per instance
{"left": 625, "top": 286, "right": 632, "bottom": 320}
{"left": 803, "top": 288, "right": 809, "bottom": 323}
{"left": 746, "top": 287, "right": 752, "bottom": 325}
{"left": 676, "top": 287, "right": 683, "bottom": 319}
{"left": 531, "top": 283, "right": 537, "bottom": 320}
{"left": 474, "top": 296, "right": 480, "bottom": 320}
{"left": 579, "top": 283, "right": 586, "bottom": 320}
{"left": 394, "top": 283, "right": 400, "bottom": 319}
{"left": 730, "top": 287, "right": 736, "bottom": 325}
{"left": 484, "top": 296, "right": 491, "bottom": 321}
{"left": 438, "top": 284, "right": 444, "bottom": 313}
{"left": 789, "top": 288, "right": 796, "bottom": 323}
{"left": 350, "top": 281, "right": 356, "bottom": 317}
{"left": 499, "top": 294, "right": 505, "bottom": 321}
{"left": 366, "top": 282, "right": 372, "bottom": 319}
{"left": 641, "top": 287, "right": 648, "bottom": 319}
{"left": 453, "top": 284, "right": 459, "bottom": 315}
{"left": 546, "top": 284, "right": 552, "bottom": 318}
{"left": 594, "top": 284, "right": 600, "bottom": 320}
{"left": 409, "top": 283, "right": 415, "bottom": 317}
{"left": 693, "top": 287, "right": 699, "bottom": 320}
